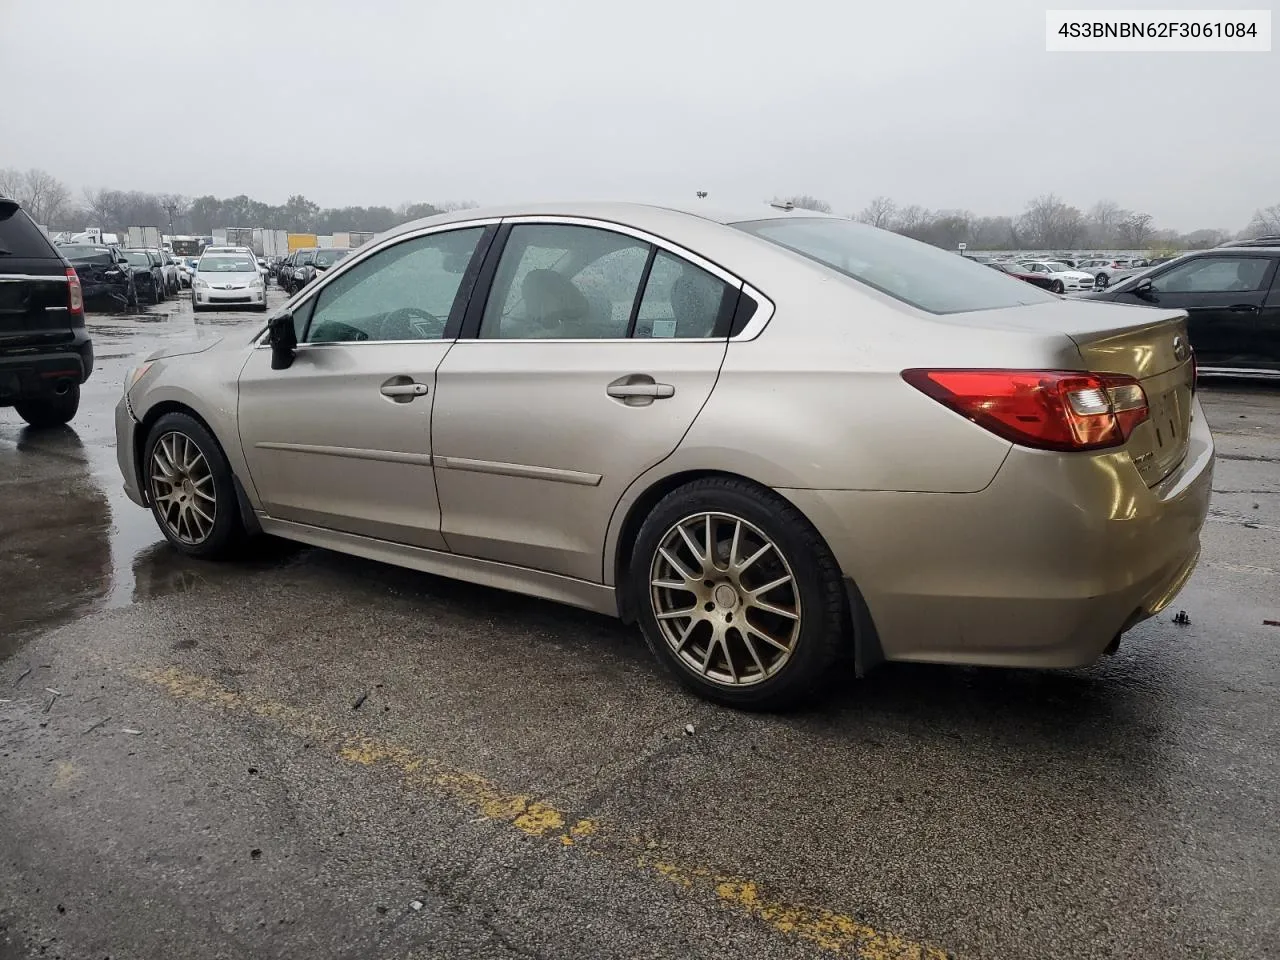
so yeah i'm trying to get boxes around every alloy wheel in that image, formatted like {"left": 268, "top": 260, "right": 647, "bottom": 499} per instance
{"left": 149, "top": 431, "right": 217, "bottom": 544}
{"left": 649, "top": 512, "right": 801, "bottom": 687}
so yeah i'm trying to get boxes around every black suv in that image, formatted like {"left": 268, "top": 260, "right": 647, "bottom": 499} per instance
{"left": 1081, "top": 244, "right": 1280, "bottom": 377}
{"left": 0, "top": 197, "right": 93, "bottom": 426}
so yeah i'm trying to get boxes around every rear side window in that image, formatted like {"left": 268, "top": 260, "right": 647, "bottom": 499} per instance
{"left": 0, "top": 202, "right": 58, "bottom": 258}
{"left": 1151, "top": 256, "right": 1273, "bottom": 294}
{"left": 732, "top": 217, "right": 1058, "bottom": 314}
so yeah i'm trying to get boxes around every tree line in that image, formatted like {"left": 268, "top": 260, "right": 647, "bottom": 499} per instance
{"left": 2, "top": 167, "right": 1275, "bottom": 252}
{"left": 776, "top": 194, "right": 1279, "bottom": 251}
{"left": 0, "top": 167, "right": 475, "bottom": 236}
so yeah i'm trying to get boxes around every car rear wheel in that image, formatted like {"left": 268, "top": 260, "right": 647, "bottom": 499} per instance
{"left": 143, "top": 412, "right": 245, "bottom": 559}
{"left": 630, "top": 477, "right": 848, "bottom": 710}
{"left": 14, "top": 384, "right": 80, "bottom": 428}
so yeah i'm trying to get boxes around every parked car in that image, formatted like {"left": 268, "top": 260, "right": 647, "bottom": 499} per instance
{"left": 115, "top": 202, "right": 1211, "bottom": 709}
{"left": 190, "top": 250, "right": 267, "bottom": 311}
{"left": 292, "top": 247, "right": 350, "bottom": 290}
{"left": 1081, "top": 245, "right": 1280, "bottom": 376}
{"left": 1076, "top": 258, "right": 1133, "bottom": 289}
{"left": 58, "top": 243, "right": 137, "bottom": 309}
{"left": 132, "top": 248, "right": 180, "bottom": 295}
{"left": 280, "top": 248, "right": 317, "bottom": 294}
{"left": 986, "top": 260, "right": 1058, "bottom": 291}
{"left": 1017, "top": 260, "right": 1097, "bottom": 293}
{"left": 0, "top": 196, "right": 93, "bottom": 427}
{"left": 121, "top": 249, "right": 166, "bottom": 303}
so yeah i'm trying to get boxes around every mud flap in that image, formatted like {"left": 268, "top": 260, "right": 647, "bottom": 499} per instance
{"left": 844, "top": 578, "right": 885, "bottom": 678}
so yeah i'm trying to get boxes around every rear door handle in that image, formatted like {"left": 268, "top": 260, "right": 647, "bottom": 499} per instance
{"left": 380, "top": 382, "right": 428, "bottom": 397}
{"left": 1226, "top": 304, "right": 1260, "bottom": 313}
{"left": 607, "top": 382, "right": 675, "bottom": 399}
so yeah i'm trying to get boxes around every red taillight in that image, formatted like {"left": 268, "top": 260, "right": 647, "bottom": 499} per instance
{"left": 66, "top": 266, "right": 84, "bottom": 317}
{"left": 902, "top": 369, "right": 1150, "bottom": 451}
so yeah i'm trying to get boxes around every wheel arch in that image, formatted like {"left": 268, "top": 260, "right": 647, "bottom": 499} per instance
{"left": 134, "top": 400, "right": 261, "bottom": 535}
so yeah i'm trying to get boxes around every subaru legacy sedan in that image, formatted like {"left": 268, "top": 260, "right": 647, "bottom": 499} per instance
{"left": 115, "top": 202, "right": 1213, "bottom": 709}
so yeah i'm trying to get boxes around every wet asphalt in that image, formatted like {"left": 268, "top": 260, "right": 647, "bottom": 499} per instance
{"left": 1, "top": 288, "right": 1278, "bottom": 960}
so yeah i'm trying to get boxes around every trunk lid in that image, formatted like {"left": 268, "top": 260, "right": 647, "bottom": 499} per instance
{"left": 0, "top": 258, "right": 76, "bottom": 349}
{"left": 1063, "top": 306, "right": 1194, "bottom": 488}
{"left": 949, "top": 300, "right": 1195, "bottom": 487}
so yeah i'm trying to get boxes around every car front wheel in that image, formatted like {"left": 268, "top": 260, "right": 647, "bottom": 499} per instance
{"left": 143, "top": 412, "right": 245, "bottom": 558}
{"left": 630, "top": 477, "right": 848, "bottom": 710}
{"left": 1050, "top": 279, "right": 1065, "bottom": 294}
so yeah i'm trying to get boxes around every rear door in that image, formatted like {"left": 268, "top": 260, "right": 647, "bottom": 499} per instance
{"left": 0, "top": 201, "right": 73, "bottom": 380}
{"left": 430, "top": 219, "right": 739, "bottom": 582}
{"left": 1114, "top": 255, "right": 1278, "bottom": 369}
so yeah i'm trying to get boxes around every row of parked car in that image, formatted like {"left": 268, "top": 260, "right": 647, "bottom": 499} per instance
{"left": 268, "top": 247, "right": 352, "bottom": 294}
{"left": 51, "top": 243, "right": 190, "bottom": 310}
{"left": 980, "top": 255, "right": 1179, "bottom": 294}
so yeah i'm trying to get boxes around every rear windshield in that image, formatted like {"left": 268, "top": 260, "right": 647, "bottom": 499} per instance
{"left": 59, "top": 245, "right": 114, "bottom": 264}
{"left": 313, "top": 249, "right": 348, "bottom": 267}
{"left": 0, "top": 202, "right": 58, "bottom": 258}
{"left": 732, "top": 217, "right": 1058, "bottom": 314}
{"left": 123, "top": 251, "right": 152, "bottom": 266}
{"left": 199, "top": 256, "right": 255, "bottom": 273}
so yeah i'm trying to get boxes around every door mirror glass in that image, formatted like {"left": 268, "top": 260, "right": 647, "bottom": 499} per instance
{"left": 1133, "top": 279, "right": 1155, "bottom": 299}
{"left": 268, "top": 311, "right": 297, "bottom": 369}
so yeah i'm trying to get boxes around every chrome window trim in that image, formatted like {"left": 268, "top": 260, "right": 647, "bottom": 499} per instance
{"left": 0, "top": 274, "right": 70, "bottom": 282}
{"left": 252, "top": 214, "right": 779, "bottom": 347}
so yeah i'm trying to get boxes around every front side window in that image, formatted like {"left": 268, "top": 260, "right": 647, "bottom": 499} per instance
{"left": 479, "top": 224, "right": 650, "bottom": 339}
{"left": 1151, "top": 256, "right": 1273, "bottom": 294}
{"left": 305, "top": 227, "right": 485, "bottom": 344}
{"left": 734, "top": 217, "right": 1057, "bottom": 314}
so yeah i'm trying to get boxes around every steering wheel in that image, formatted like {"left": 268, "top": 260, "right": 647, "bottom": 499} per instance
{"left": 381, "top": 306, "right": 444, "bottom": 340}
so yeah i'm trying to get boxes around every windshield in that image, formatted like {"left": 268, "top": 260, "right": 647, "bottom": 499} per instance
{"left": 59, "top": 245, "right": 114, "bottom": 263}
{"left": 313, "top": 249, "right": 348, "bottom": 268}
{"left": 123, "top": 251, "right": 151, "bottom": 266}
{"left": 296, "top": 250, "right": 316, "bottom": 265}
{"left": 199, "top": 256, "right": 256, "bottom": 273}
{"left": 733, "top": 218, "right": 1056, "bottom": 313}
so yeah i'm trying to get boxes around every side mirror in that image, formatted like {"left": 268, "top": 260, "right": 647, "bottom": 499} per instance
{"left": 1133, "top": 280, "right": 1155, "bottom": 300}
{"left": 268, "top": 312, "right": 297, "bottom": 369}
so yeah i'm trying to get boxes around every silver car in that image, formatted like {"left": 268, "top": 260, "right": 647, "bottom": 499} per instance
{"left": 190, "top": 251, "right": 267, "bottom": 311}
{"left": 115, "top": 202, "right": 1213, "bottom": 708}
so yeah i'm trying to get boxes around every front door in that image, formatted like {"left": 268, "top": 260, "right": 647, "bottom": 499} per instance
{"left": 431, "top": 221, "right": 740, "bottom": 581}
{"left": 236, "top": 225, "right": 492, "bottom": 549}
{"left": 1116, "top": 254, "right": 1279, "bottom": 369}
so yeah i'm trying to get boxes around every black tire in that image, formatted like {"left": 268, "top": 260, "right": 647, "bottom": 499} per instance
{"left": 14, "top": 384, "right": 80, "bottom": 428}
{"left": 1095, "top": 273, "right": 1109, "bottom": 289}
{"left": 630, "top": 477, "right": 848, "bottom": 710}
{"left": 191, "top": 295, "right": 201, "bottom": 313}
{"left": 142, "top": 412, "right": 246, "bottom": 559}
{"left": 1050, "top": 279, "right": 1065, "bottom": 294}
{"left": 126, "top": 281, "right": 138, "bottom": 310}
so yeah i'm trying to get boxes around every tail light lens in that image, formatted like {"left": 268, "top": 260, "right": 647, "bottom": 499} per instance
{"left": 66, "top": 266, "right": 84, "bottom": 318}
{"left": 902, "top": 369, "right": 1150, "bottom": 451}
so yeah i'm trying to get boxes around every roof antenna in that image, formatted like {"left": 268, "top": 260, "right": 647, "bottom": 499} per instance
{"left": 769, "top": 200, "right": 795, "bottom": 211}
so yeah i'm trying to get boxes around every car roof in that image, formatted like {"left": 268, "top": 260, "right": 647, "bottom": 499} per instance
{"left": 376, "top": 200, "right": 841, "bottom": 244}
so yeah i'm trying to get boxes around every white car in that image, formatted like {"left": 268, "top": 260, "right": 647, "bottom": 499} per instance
{"left": 1017, "top": 260, "right": 1096, "bottom": 293}
{"left": 191, "top": 251, "right": 267, "bottom": 311}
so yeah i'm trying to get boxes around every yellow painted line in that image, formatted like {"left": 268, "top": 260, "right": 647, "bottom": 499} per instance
{"left": 131, "top": 666, "right": 950, "bottom": 959}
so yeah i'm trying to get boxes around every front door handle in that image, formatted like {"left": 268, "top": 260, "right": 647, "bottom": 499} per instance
{"left": 380, "top": 381, "right": 429, "bottom": 402}
{"left": 1226, "top": 304, "right": 1260, "bottom": 314}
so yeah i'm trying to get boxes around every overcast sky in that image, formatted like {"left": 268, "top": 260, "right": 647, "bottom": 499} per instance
{"left": 1, "top": 0, "right": 1274, "bottom": 230}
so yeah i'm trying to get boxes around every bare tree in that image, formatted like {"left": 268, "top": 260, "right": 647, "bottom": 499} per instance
{"left": 856, "top": 195, "right": 897, "bottom": 228}
{"left": 439, "top": 200, "right": 479, "bottom": 212}
{"left": 1016, "top": 194, "right": 1084, "bottom": 248}
{"left": 1087, "top": 200, "right": 1125, "bottom": 245}
{"left": 1248, "top": 204, "right": 1280, "bottom": 237}
{"left": 1116, "top": 212, "right": 1154, "bottom": 248}
{"left": 0, "top": 168, "right": 71, "bottom": 224}
{"left": 773, "top": 194, "right": 832, "bottom": 214}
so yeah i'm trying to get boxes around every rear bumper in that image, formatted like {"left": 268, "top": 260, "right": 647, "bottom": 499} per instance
{"left": 0, "top": 331, "right": 95, "bottom": 402}
{"left": 782, "top": 398, "right": 1215, "bottom": 669}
